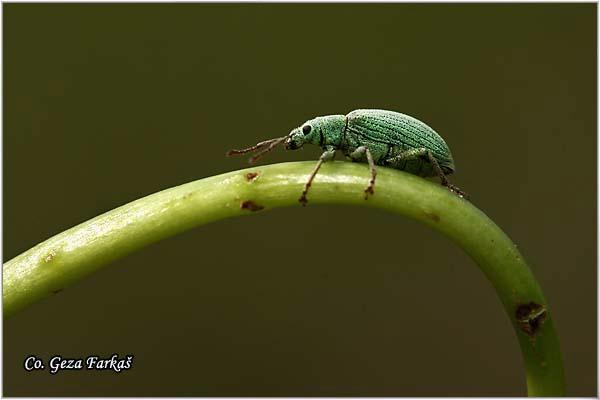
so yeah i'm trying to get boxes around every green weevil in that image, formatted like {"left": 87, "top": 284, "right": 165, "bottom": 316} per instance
{"left": 227, "top": 109, "right": 466, "bottom": 205}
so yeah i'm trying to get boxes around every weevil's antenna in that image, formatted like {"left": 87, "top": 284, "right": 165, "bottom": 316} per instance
{"left": 248, "top": 136, "right": 288, "bottom": 164}
{"left": 226, "top": 138, "right": 281, "bottom": 157}
{"left": 226, "top": 135, "right": 289, "bottom": 164}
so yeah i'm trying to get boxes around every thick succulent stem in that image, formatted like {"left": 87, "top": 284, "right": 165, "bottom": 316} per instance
{"left": 3, "top": 161, "right": 565, "bottom": 395}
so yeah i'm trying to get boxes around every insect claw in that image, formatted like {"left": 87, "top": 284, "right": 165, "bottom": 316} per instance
{"left": 299, "top": 194, "right": 308, "bottom": 206}
{"left": 364, "top": 186, "right": 375, "bottom": 200}
{"left": 447, "top": 184, "right": 469, "bottom": 200}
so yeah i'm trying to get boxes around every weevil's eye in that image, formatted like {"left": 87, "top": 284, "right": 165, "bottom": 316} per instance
{"left": 302, "top": 125, "right": 312, "bottom": 135}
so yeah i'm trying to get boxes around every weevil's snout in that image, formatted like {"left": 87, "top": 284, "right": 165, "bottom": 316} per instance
{"left": 284, "top": 128, "right": 304, "bottom": 150}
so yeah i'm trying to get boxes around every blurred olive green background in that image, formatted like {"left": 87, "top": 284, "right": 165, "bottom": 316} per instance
{"left": 4, "top": 3, "right": 596, "bottom": 396}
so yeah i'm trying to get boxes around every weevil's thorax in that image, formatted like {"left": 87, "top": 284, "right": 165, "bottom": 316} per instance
{"left": 303, "top": 115, "right": 345, "bottom": 148}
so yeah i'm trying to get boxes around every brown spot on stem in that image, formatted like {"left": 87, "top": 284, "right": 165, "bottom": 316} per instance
{"left": 43, "top": 250, "right": 57, "bottom": 263}
{"left": 424, "top": 211, "right": 440, "bottom": 223}
{"left": 245, "top": 172, "right": 259, "bottom": 181}
{"left": 240, "top": 200, "right": 264, "bottom": 212}
{"left": 516, "top": 302, "right": 547, "bottom": 337}
{"left": 52, "top": 289, "right": 63, "bottom": 295}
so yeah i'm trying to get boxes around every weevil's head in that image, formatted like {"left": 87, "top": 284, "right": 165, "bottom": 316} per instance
{"left": 284, "top": 124, "right": 311, "bottom": 150}
{"left": 284, "top": 115, "right": 345, "bottom": 150}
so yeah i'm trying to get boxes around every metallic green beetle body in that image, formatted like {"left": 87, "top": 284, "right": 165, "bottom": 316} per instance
{"left": 285, "top": 109, "right": 455, "bottom": 177}
{"left": 227, "top": 109, "right": 465, "bottom": 204}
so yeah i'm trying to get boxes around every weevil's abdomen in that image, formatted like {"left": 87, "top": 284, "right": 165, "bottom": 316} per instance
{"left": 344, "top": 109, "right": 455, "bottom": 176}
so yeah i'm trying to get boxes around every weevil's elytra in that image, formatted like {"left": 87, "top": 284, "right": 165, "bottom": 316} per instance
{"left": 227, "top": 109, "right": 467, "bottom": 204}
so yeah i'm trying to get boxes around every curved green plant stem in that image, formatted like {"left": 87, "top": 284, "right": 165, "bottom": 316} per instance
{"left": 3, "top": 161, "right": 564, "bottom": 395}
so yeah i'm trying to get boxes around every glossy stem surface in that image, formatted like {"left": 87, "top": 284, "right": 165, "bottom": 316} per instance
{"left": 3, "top": 161, "right": 565, "bottom": 396}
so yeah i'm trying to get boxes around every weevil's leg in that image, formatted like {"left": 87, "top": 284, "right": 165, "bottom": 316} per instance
{"left": 349, "top": 146, "right": 377, "bottom": 199}
{"left": 226, "top": 137, "right": 287, "bottom": 164}
{"left": 386, "top": 148, "right": 468, "bottom": 199}
{"left": 299, "top": 148, "right": 335, "bottom": 206}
